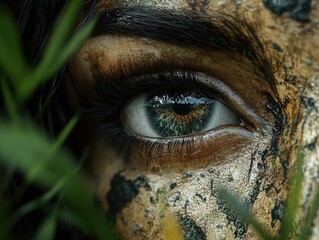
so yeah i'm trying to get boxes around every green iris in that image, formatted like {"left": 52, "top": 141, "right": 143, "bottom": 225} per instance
{"left": 145, "top": 89, "right": 215, "bottom": 137}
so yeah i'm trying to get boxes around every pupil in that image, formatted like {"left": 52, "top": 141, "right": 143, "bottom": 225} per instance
{"left": 146, "top": 89, "right": 215, "bottom": 137}
{"left": 172, "top": 103, "right": 193, "bottom": 116}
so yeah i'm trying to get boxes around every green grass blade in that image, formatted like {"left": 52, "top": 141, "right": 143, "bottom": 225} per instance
{"left": 0, "top": 121, "right": 116, "bottom": 239}
{"left": 0, "top": 121, "right": 73, "bottom": 186}
{"left": 1, "top": 76, "right": 18, "bottom": 125}
{"left": 11, "top": 176, "right": 67, "bottom": 223}
{"left": 18, "top": 16, "right": 97, "bottom": 104}
{"left": 26, "top": 113, "right": 80, "bottom": 181}
{"left": 53, "top": 113, "right": 80, "bottom": 151}
{"left": 0, "top": 5, "right": 28, "bottom": 84}
{"left": 278, "top": 152, "right": 303, "bottom": 240}
{"left": 33, "top": 212, "right": 57, "bottom": 240}
{"left": 45, "top": 17, "right": 97, "bottom": 78}
{"left": 39, "top": 0, "right": 83, "bottom": 67}
{"left": 298, "top": 183, "right": 319, "bottom": 240}
{"left": 17, "top": 0, "right": 95, "bottom": 103}
{"left": 218, "top": 189, "right": 273, "bottom": 240}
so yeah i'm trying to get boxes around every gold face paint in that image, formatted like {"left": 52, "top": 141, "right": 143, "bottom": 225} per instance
{"left": 67, "top": 0, "right": 319, "bottom": 239}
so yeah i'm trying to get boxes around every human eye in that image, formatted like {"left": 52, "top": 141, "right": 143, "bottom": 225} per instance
{"left": 88, "top": 58, "right": 269, "bottom": 171}
{"left": 121, "top": 87, "right": 239, "bottom": 138}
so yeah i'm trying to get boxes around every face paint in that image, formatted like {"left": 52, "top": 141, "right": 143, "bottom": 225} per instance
{"left": 263, "top": 0, "right": 312, "bottom": 22}
{"left": 67, "top": 0, "right": 319, "bottom": 238}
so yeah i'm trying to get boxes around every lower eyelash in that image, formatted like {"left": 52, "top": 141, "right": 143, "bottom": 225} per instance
{"left": 137, "top": 138, "right": 197, "bottom": 160}
{"left": 98, "top": 121, "right": 256, "bottom": 171}
{"left": 98, "top": 122, "right": 199, "bottom": 164}
{"left": 98, "top": 123, "right": 136, "bottom": 156}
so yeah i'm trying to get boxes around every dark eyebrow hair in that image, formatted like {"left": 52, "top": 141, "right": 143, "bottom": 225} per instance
{"left": 93, "top": 7, "right": 276, "bottom": 91}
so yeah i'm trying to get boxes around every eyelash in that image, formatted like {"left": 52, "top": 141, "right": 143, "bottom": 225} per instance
{"left": 94, "top": 70, "right": 223, "bottom": 115}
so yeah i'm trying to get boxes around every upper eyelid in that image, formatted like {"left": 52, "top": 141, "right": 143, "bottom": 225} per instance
{"left": 89, "top": 53, "right": 258, "bottom": 88}
{"left": 93, "top": 7, "right": 277, "bottom": 94}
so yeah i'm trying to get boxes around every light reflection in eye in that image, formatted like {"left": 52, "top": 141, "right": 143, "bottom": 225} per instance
{"left": 121, "top": 89, "right": 240, "bottom": 138}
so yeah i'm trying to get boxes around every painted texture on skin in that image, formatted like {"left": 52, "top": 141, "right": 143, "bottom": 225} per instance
{"left": 271, "top": 200, "right": 285, "bottom": 227}
{"left": 263, "top": 0, "right": 312, "bottom": 22}
{"left": 106, "top": 173, "right": 151, "bottom": 220}
{"left": 179, "top": 215, "right": 207, "bottom": 240}
{"left": 69, "top": 0, "right": 319, "bottom": 239}
{"left": 109, "top": 157, "right": 269, "bottom": 239}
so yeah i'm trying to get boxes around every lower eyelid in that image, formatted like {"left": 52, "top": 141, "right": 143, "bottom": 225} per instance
{"left": 129, "top": 126, "right": 257, "bottom": 172}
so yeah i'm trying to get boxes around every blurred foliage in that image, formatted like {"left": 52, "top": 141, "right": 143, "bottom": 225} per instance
{"left": 0, "top": 1, "right": 116, "bottom": 239}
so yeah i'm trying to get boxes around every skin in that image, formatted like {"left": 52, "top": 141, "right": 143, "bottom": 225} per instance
{"left": 67, "top": 0, "right": 319, "bottom": 239}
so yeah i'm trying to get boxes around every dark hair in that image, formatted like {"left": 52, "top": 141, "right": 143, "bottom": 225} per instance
{"left": 2, "top": 1, "right": 96, "bottom": 239}
{"left": 5, "top": 0, "right": 96, "bottom": 133}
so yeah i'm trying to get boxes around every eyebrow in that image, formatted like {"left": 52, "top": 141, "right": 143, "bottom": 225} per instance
{"left": 93, "top": 7, "right": 276, "bottom": 91}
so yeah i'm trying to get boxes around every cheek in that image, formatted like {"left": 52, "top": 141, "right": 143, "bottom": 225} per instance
{"left": 92, "top": 142, "right": 288, "bottom": 240}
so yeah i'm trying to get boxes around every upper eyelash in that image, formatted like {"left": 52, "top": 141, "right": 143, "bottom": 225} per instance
{"left": 96, "top": 70, "right": 212, "bottom": 99}
{"left": 91, "top": 69, "right": 224, "bottom": 117}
